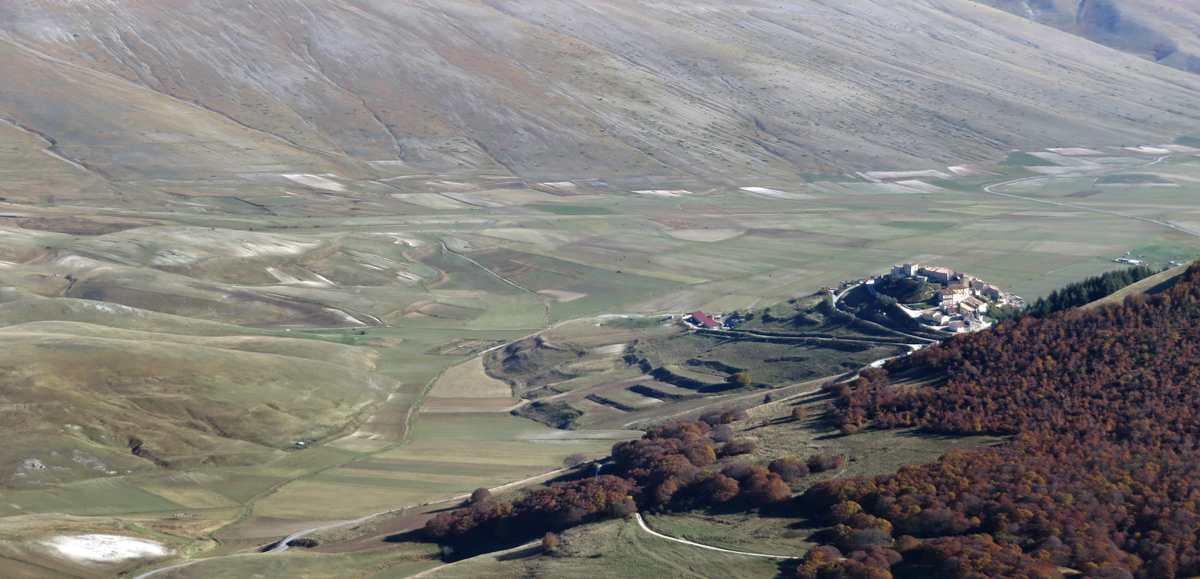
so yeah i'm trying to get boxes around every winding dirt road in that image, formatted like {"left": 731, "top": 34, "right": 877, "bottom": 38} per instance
{"left": 633, "top": 513, "right": 801, "bottom": 560}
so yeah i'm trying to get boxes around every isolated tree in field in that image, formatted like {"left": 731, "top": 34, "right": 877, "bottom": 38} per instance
{"left": 468, "top": 487, "right": 491, "bottom": 505}
{"left": 728, "top": 372, "right": 753, "bottom": 387}
{"left": 562, "top": 453, "right": 588, "bottom": 468}
{"left": 541, "top": 532, "right": 559, "bottom": 552}
{"left": 791, "top": 406, "right": 808, "bottom": 421}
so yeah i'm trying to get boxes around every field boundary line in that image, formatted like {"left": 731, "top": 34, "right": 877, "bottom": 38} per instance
{"left": 979, "top": 153, "right": 1200, "bottom": 238}
{"left": 634, "top": 513, "right": 801, "bottom": 559}
{"left": 439, "top": 240, "right": 551, "bottom": 327}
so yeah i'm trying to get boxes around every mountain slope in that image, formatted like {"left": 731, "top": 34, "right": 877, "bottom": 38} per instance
{"left": 977, "top": 0, "right": 1200, "bottom": 73}
{"left": 0, "top": 0, "right": 1199, "bottom": 192}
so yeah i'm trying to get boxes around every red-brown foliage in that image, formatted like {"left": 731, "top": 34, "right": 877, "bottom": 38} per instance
{"left": 701, "top": 473, "right": 741, "bottom": 503}
{"left": 700, "top": 407, "right": 748, "bottom": 425}
{"left": 468, "top": 487, "right": 491, "bottom": 504}
{"left": 769, "top": 457, "right": 809, "bottom": 481}
{"left": 802, "top": 263, "right": 1200, "bottom": 578}
{"left": 720, "top": 440, "right": 758, "bottom": 456}
{"left": 425, "top": 475, "right": 635, "bottom": 540}
{"left": 807, "top": 453, "right": 845, "bottom": 473}
{"left": 743, "top": 472, "right": 792, "bottom": 505}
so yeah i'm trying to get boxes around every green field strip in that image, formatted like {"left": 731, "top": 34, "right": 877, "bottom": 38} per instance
{"left": 518, "top": 247, "right": 708, "bottom": 284}
{"left": 308, "top": 474, "right": 463, "bottom": 490}
{"left": 199, "top": 473, "right": 287, "bottom": 504}
{"left": 244, "top": 447, "right": 360, "bottom": 478}
{"left": 7, "top": 478, "right": 184, "bottom": 516}
{"left": 131, "top": 483, "right": 239, "bottom": 509}
{"left": 0, "top": 503, "right": 26, "bottom": 517}
{"left": 700, "top": 294, "right": 763, "bottom": 312}
{"left": 660, "top": 364, "right": 727, "bottom": 384}
{"left": 526, "top": 204, "right": 616, "bottom": 215}
{"left": 467, "top": 304, "right": 547, "bottom": 330}
{"left": 596, "top": 389, "right": 664, "bottom": 408}
{"left": 336, "top": 460, "right": 518, "bottom": 477}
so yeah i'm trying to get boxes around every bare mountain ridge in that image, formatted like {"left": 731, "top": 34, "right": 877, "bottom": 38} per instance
{"left": 1, "top": 0, "right": 1200, "bottom": 197}
{"left": 978, "top": 0, "right": 1200, "bottom": 73}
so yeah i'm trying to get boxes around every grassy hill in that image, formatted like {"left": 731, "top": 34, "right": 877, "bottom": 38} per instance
{"left": 0, "top": 314, "right": 394, "bottom": 488}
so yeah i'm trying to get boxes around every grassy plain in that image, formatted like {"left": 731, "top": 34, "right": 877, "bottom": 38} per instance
{"left": 1, "top": 143, "right": 1199, "bottom": 578}
{"left": 152, "top": 546, "right": 441, "bottom": 579}
{"left": 420, "top": 518, "right": 782, "bottom": 579}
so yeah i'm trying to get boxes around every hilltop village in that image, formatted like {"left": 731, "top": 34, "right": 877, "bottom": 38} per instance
{"left": 871, "top": 263, "right": 1025, "bottom": 332}
{"left": 686, "top": 263, "right": 1025, "bottom": 335}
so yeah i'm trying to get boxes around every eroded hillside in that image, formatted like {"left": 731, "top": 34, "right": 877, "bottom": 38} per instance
{"left": 978, "top": 0, "right": 1200, "bottom": 73}
{"left": 1, "top": 0, "right": 1200, "bottom": 200}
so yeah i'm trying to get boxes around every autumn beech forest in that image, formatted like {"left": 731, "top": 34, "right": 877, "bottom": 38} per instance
{"left": 818, "top": 262, "right": 1200, "bottom": 578}
{"left": 425, "top": 262, "right": 1200, "bottom": 578}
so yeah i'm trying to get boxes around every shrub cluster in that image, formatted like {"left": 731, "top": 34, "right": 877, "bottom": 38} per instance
{"left": 424, "top": 475, "right": 636, "bottom": 542}
{"left": 426, "top": 407, "right": 843, "bottom": 549}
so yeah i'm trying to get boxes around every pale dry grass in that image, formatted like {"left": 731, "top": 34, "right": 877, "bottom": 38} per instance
{"left": 427, "top": 357, "right": 513, "bottom": 399}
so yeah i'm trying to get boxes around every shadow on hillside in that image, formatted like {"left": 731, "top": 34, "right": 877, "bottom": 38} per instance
{"left": 496, "top": 544, "right": 542, "bottom": 561}
{"left": 382, "top": 529, "right": 422, "bottom": 544}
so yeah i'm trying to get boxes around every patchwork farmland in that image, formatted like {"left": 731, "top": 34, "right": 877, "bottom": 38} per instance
{"left": 2, "top": 142, "right": 1200, "bottom": 578}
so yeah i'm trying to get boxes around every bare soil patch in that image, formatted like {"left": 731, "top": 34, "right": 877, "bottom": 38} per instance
{"left": 539, "top": 289, "right": 587, "bottom": 303}
{"left": 359, "top": 337, "right": 406, "bottom": 348}
{"left": 652, "top": 218, "right": 701, "bottom": 229}
{"left": 537, "top": 375, "right": 652, "bottom": 404}
{"left": 428, "top": 357, "right": 513, "bottom": 399}
{"left": 43, "top": 534, "right": 171, "bottom": 563}
{"left": 421, "top": 398, "right": 520, "bottom": 413}
{"left": 666, "top": 229, "right": 744, "bottom": 242}
{"left": 862, "top": 169, "right": 952, "bottom": 180}
{"left": 1048, "top": 147, "right": 1103, "bottom": 156}
{"left": 425, "top": 339, "right": 505, "bottom": 356}
{"left": 17, "top": 217, "right": 153, "bottom": 235}
{"left": 283, "top": 174, "right": 347, "bottom": 192}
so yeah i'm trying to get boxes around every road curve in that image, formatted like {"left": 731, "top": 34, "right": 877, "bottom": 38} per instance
{"left": 634, "top": 513, "right": 801, "bottom": 559}
{"left": 980, "top": 153, "right": 1200, "bottom": 239}
{"left": 128, "top": 465, "right": 576, "bottom": 577}
{"left": 269, "top": 509, "right": 394, "bottom": 553}
{"left": 130, "top": 561, "right": 196, "bottom": 579}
